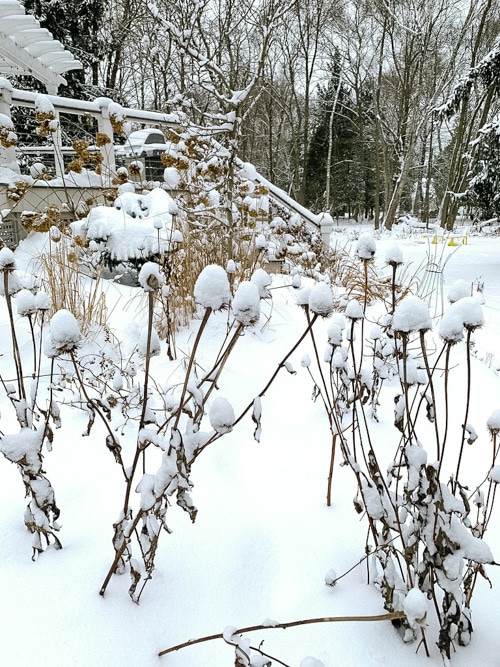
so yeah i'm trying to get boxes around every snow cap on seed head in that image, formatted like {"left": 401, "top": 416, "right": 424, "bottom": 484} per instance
{"left": 392, "top": 295, "right": 431, "bottom": 333}
{"left": 194, "top": 264, "right": 231, "bottom": 310}
{"left": 16, "top": 289, "right": 37, "bottom": 316}
{"left": 251, "top": 268, "right": 271, "bottom": 298}
{"left": 309, "top": 281, "right": 333, "bottom": 317}
{"left": 209, "top": 397, "right": 235, "bottom": 434}
{"left": 327, "top": 322, "right": 343, "bottom": 346}
{"left": 232, "top": 281, "right": 260, "bottom": 326}
{"left": 35, "top": 291, "right": 51, "bottom": 311}
{"left": 448, "top": 279, "right": 470, "bottom": 304}
{"left": 487, "top": 410, "right": 500, "bottom": 437}
{"left": 385, "top": 244, "right": 403, "bottom": 266}
{"left": 439, "top": 297, "right": 484, "bottom": 343}
{"left": 139, "top": 262, "right": 164, "bottom": 292}
{"left": 296, "top": 287, "right": 311, "bottom": 308}
{"left": 255, "top": 233, "right": 267, "bottom": 250}
{"left": 0, "top": 247, "right": 15, "bottom": 269}
{"left": 46, "top": 309, "right": 81, "bottom": 356}
{"left": 356, "top": 232, "right": 376, "bottom": 260}
{"left": 345, "top": 298, "right": 364, "bottom": 321}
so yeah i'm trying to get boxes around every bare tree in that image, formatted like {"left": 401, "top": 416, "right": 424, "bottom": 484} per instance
{"left": 436, "top": 0, "right": 500, "bottom": 230}
{"left": 363, "top": 0, "right": 483, "bottom": 228}
{"left": 147, "top": 0, "right": 297, "bottom": 253}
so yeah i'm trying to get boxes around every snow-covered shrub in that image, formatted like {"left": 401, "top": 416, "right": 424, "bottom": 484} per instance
{"left": 93, "top": 260, "right": 298, "bottom": 602}
{"left": 295, "top": 239, "right": 498, "bottom": 662}
{"left": 0, "top": 263, "right": 62, "bottom": 558}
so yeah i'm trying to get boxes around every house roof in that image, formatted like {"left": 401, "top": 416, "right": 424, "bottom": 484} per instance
{"left": 0, "top": 0, "right": 83, "bottom": 92}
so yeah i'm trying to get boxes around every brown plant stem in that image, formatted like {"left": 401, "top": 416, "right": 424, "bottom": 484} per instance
{"left": 232, "top": 313, "right": 319, "bottom": 430}
{"left": 453, "top": 328, "right": 473, "bottom": 493}
{"left": 326, "top": 432, "right": 337, "bottom": 506}
{"left": 391, "top": 263, "right": 397, "bottom": 313}
{"left": 4, "top": 270, "right": 26, "bottom": 403}
{"left": 139, "top": 291, "right": 155, "bottom": 432}
{"left": 438, "top": 343, "right": 453, "bottom": 478}
{"left": 305, "top": 308, "right": 334, "bottom": 414}
{"left": 419, "top": 330, "right": 441, "bottom": 459}
{"left": 69, "top": 351, "right": 125, "bottom": 479}
{"left": 168, "top": 306, "right": 212, "bottom": 443}
{"left": 194, "top": 321, "right": 244, "bottom": 419}
{"left": 158, "top": 612, "right": 406, "bottom": 656}
{"left": 99, "top": 508, "right": 144, "bottom": 597}
{"left": 138, "top": 291, "right": 155, "bottom": 476}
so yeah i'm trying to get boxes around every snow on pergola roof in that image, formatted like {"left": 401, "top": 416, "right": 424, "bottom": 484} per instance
{"left": 0, "top": 0, "right": 83, "bottom": 92}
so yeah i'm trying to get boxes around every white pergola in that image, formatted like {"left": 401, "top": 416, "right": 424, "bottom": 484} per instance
{"left": 0, "top": 0, "right": 82, "bottom": 94}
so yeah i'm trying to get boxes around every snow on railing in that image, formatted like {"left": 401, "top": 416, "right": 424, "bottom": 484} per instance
{"left": 247, "top": 167, "right": 330, "bottom": 242}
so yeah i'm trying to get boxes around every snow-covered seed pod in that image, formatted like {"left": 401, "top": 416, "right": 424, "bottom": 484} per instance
{"left": 356, "top": 232, "right": 376, "bottom": 260}
{"left": 194, "top": 264, "right": 231, "bottom": 311}
{"left": 309, "top": 282, "right": 333, "bottom": 317}
{"left": 439, "top": 297, "right": 484, "bottom": 343}
{"left": 487, "top": 410, "right": 500, "bottom": 437}
{"left": 46, "top": 309, "right": 81, "bottom": 356}
{"left": 138, "top": 262, "right": 164, "bottom": 292}
{"left": 0, "top": 247, "right": 16, "bottom": 269}
{"left": 15, "top": 289, "right": 37, "bottom": 317}
{"left": 345, "top": 298, "right": 364, "bottom": 321}
{"left": 232, "top": 281, "right": 260, "bottom": 326}
{"left": 209, "top": 397, "right": 235, "bottom": 434}
{"left": 385, "top": 244, "right": 403, "bottom": 267}
{"left": 392, "top": 295, "right": 431, "bottom": 334}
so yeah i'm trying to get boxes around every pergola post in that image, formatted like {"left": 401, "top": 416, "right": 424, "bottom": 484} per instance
{"left": 45, "top": 84, "right": 65, "bottom": 179}
{"left": 0, "top": 78, "right": 20, "bottom": 173}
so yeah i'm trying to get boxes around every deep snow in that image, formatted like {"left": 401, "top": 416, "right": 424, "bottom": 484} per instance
{"left": 1, "top": 226, "right": 500, "bottom": 666}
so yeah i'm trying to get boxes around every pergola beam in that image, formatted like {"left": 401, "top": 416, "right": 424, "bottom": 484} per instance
{"left": 0, "top": 33, "right": 65, "bottom": 90}
{"left": 0, "top": 1, "right": 82, "bottom": 93}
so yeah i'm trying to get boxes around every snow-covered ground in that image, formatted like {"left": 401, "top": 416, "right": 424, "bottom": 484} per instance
{"left": 1, "top": 225, "right": 500, "bottom": 666}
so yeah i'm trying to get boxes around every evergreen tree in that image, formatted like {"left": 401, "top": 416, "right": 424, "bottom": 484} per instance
{"left": 305, "top": 57, "right": 374, "bottom": 218}
{"left": 465, "top": 119, "right": 500, "bottom": 220}
{"left": 305, "top": 59, "right": 350, "bottom": 213}
{"left": 437, "top": 37, "right": 500, "bottom": 228}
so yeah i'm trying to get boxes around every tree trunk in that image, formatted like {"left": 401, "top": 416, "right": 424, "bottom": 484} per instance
{"left": 384, "top": 137, "right": 417, "bottom": 229}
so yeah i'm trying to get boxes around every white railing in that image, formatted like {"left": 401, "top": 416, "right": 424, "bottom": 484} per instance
{"left": 0, "top": 81, "right": 331, "bottom": 243}
{"left": 0, "top": 78, "right": 180, "bottom": 184}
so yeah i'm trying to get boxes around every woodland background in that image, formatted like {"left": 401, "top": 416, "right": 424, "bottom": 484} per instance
{"left": 12, "top": 0, "right": 500, "bottom": 230}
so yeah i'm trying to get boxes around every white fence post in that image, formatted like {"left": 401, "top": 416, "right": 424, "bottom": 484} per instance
{"left": 95, "top": 97, "right": 116, "bottom": 186}
{"left": 320, "top": 211, "right": 333, "bottom": 247}
{"left": 51, "top": 108, "right": 65, "bottom": 179}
